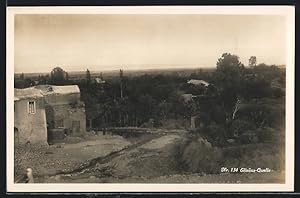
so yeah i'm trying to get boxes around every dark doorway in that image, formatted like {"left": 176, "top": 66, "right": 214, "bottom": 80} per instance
{"left": 72, "top": 121, "right": 80, "bottom": 134}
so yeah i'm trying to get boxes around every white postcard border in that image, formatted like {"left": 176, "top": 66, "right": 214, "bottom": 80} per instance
{"left": 6, "top": 6, "right": 295, "bottom": 192}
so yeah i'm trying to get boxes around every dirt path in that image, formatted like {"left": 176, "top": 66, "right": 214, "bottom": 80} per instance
{"left": 29, "top": 129, "right": 284, "bottom": 184}
{"left": 41, "top": 133, "right": 180, "bottom": 183}
{"left": 57, "top": 133, "right": 163, "bottom": 176}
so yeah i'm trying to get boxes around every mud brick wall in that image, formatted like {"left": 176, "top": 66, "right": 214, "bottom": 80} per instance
{"left": 44, "top": 93, "right": 86, "bottom": 138}
{"left": 44, "top": 93, "right": 80, "bottom": 105}
{"left": 14, "top": 98, "right": 48, "bottom": 145}
{"left": 45, "top": 105, "right": 55, "bottom": 129}
{"left": 68, "top": 106, "right": 86, "bottom": 136}
{"left": 49, "top": 104, "right": 86, "bottom": 135}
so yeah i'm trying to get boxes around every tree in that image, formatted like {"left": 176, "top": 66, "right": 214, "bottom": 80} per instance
{"left": 86, "top": 69, "right": 91, "bottom": 84}
{"left": 214, "top": 53, "right": 245, "bottom": 134}
{"left": 14, "top": 77, "right": 34, "bottom": 88}
{"left": 158, "top": 100, "right": 172, "bottom": 120}
{"left": 215, "top": 53, "right": 244, "bottom": 104}
{"left": 120, "top": 69, "right": 124, "bottom": 98}
{"left": 20, "top": 73, "right": 24, "bottom": 80}
{"left": 37, "top": 74, "right": 50, "bottom": 85}
{"left": 137, "top": 94, "right": 156, "bottom": 124}
{"left": 83, "top": 96, "right": 99, "bottom": 129}
{"left": 249, "top": 56, "right": 257, "bottom": 67}
{"left": 216, "top": 53, "right": 243, "bottom": 74}
{"left": 66, "top": 72, "right": 69, "bottom": 81}
{"left": 50, "top": 67, "right": 67, "bottom": 85}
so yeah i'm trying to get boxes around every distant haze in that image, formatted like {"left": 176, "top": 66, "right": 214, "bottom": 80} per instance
{"left": 15, "top": 14, "right": 286, "bottom": 73}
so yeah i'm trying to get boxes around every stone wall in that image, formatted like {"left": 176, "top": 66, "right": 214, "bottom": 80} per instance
{"left": 45, "top": 102, "right": 86, "bottom": 140}
{"left": 68, "top": 105, "right": 86, "bottom": 135}
{"left": 14, "top": 98, "right": 48, "bottom": 145}
{"left": 44, "top": 93, "right": 80, "bottom": 106}
{"left": 44, "top": 92, "right": 86, "bottom": 134}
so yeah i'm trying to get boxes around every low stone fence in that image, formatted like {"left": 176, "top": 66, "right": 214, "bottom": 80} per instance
{"left": 90, "top": 127, "right": 186, "bottom": 137}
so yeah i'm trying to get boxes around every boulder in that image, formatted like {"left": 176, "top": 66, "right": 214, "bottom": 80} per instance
{"left": 227, "top": 139, "right": 235, "bottom": 144}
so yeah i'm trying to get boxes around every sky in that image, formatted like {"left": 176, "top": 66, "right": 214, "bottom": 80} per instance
{"left": 14, "top": 14, "right": 286, "bottom": 73}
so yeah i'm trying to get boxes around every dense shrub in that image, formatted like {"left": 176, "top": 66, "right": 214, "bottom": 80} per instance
{"left": 174, "top": 135, "right": 284, "bottom": 175}
{"left": 231, "top": 119, "right": 256, "bottom": 137}
{"left": 255, "top": 127, "right": 279, "bottom": 143}
{"left": 239, "top": 130, "right": 258, "bottom": 144}
{"left": 204, "top": 123, "right": 226, "bottom": 146}
{"left": 159, "top": 119, "right": 190, "bottom": 129}
{"left": 178, "top": 136, "right": 223, "bottom": 174}
{"left": 240, "top": 76, "right": 273, "bottom": 99}
{"left": 221, "top": 143, "right": 283, "bottom": 171}
{"left": 193, "top": 122, "right": 227, "bottom": 146}
{"left": 236, "top": 102, "right": 284, "bottom": 130}
{"left": 208, "top": 105, "right": 227, "bottom": 124}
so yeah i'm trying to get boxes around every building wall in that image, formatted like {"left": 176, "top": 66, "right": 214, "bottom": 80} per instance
{"left": 69, "top": 106, "right": 86, "bottom": 135}
{"left": 44, "top": 93, "right": 80, "bottom": 105}
{"left": 44, "top": 92, "right": 86, "bottom": 138}
{"left": 46, "top": 104, "right": 86, "bottom": 135}
{"left": 14, "top": 98, "right": 48, "bottom": 145}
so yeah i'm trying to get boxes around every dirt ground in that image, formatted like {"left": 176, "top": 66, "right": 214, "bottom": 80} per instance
{"left": 14, "top": 134, "right": 132, "bottom": 178}
{"left": 40, "top": 133, "right": 283, "bottom": 184}
{"left": 15, "top": 129, "right": 284, "bottom": 184}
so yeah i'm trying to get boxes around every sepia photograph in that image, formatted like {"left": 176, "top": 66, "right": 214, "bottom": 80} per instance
{"left": 6, "top": 6, "right": 294, "bottom": 192}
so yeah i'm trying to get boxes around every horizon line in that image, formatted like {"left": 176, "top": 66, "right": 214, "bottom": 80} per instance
{"left": 14, "top": 65, "right": 219, "bottom": 74}
{"left": 14, "top": 62, "right": 285, "bottom": 74}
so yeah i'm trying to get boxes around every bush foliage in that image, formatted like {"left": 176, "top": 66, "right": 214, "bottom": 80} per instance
{"left": 14, "top": 53, "right": 285, "bottom": 145}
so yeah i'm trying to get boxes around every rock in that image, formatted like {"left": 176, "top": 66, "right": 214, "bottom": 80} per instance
{"left": 198, "top": 137, "right": 212, "bottom": 148}
{"left": 89, "top": 176, "right": 96, "bottom": 179}
{"left": 227, "top": 139, "right": 235, "bottom": 144}
{"left": 54, "top": 175, "right": 61, "bottom": 181}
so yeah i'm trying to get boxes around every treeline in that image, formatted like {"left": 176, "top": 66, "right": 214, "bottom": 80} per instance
{"left": 80, "top": 71, "right": 191, "bottom": 128}
{"left": 14, "top": 53, "right": 285, "bottom": 143}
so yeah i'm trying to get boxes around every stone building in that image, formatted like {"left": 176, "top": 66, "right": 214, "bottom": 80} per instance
{"left": 14, "top": 87, "right": 48, "bottom": 145}
{"left": 14, "top": 85, "right": 86, "bottom": 145}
